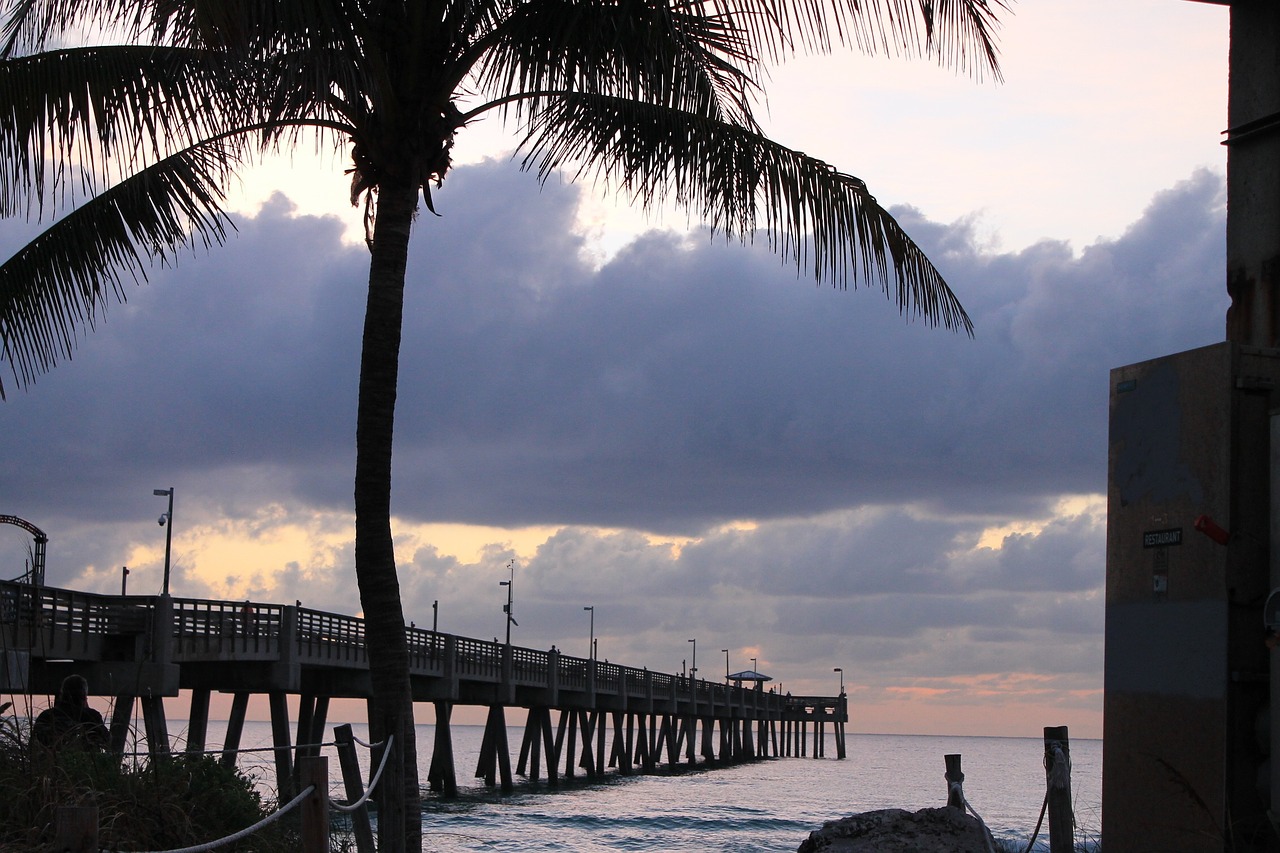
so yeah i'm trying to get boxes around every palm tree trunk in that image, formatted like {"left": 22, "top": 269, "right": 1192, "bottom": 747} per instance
{"left": 355, "top": 176, "right": 422, "bottom": 853}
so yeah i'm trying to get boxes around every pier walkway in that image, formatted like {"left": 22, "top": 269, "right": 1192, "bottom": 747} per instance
{"left": 0, "top": 581, "right": 846, "bottom": 794}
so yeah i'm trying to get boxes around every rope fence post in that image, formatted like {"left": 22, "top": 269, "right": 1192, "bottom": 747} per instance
{"left": 53, "top": 805, "right": 97, "bottom": 853}
{"left": 299, "top": 755, "right": 329, "bottom": 853}
{"left": 944, "top": 753, "right": 965, "bottom": 809}
{"left": 1043, "top": 725, "right": 1073, "bottom": 853}
{"left": 335, "top": 723, "right": 376, "bottom": 853}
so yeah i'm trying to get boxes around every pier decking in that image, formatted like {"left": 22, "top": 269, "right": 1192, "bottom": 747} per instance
{"left": 0, "top": 581, "right": 847, "bottom": 794}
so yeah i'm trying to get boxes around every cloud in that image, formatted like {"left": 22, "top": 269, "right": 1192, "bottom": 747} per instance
{"left": 0, "top": 162, "right": 1226, "bottom": 735}
{"left": 2, "top": 162, "right": 1226, "bottom": 536}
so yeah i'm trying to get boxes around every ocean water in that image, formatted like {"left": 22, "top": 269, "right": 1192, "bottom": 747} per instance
{"left": 206, "top": 722, "right": 1101, "bottom": 852}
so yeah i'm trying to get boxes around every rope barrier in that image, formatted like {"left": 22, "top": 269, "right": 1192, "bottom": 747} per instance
{"left": 1020, "top": 792, "right": 1050, "bottom": 853}
{"left": 333, "top": 733, "right": 394, "bottom": 813}
{"left": 1019, "top": 740, "right": 1070, "bottom": 853}
{"left": 947, "top": 781, "right": 995, "bottom": 853}
{"left": 117, "top": 784, "right": 314, "bottom": 853}
{"left": 117, "top": 740, "right": 338, "bottom": 759}
{"left": 351, "top": 733, "right": 385, "bottom": 750}
{"left": 1047, "top": 742, "right": 1071, "bottom": 794}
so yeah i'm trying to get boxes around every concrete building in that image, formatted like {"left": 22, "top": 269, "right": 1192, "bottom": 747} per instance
{"left": 1102, "top": 2, "right": 1280, "bottom": 850}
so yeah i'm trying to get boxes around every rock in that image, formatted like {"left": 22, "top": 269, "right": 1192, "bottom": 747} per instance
{"left": 797, "top": 806, "right": 995, "bottom": 853}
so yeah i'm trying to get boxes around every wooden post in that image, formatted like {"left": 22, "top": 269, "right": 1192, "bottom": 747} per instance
{"left": 298, "top": 755, "right": 329, "bottom": 853}
{"left": 187, "top": 688, "right": 210, "bottom": 754}
{"left": 594, "top": 710, "right": 605, "bottom": 773}
{"left": 578, "top": 710, "right": 597, "bottom": 776}
{"left": 428, "top": 702, "right": 458, "bottom": 797}
{"left": 563, "top": 710, "right": 578, "bottom": 778}
{"left": 1043, "top": 726, "right": 1074, "bottom": 853}
{"left": 612, "top": 712, "right": 630, "bottom": 775}
{"left": 140, "top": 695, "right": 170, "bottom": 756}
{"left": 269, "top": 691, "right": 294, "bottom": 800}
{"left": 516, "top": 713, "right": 536, "bottom": 777}
{"left": 540, "top": 708, "right": 559, "bottom": 785}
{"left": 334, "top": 724, "right": 375, "bottom": 853}
{"left": 944, "top": 754, "right": 965, "bottom": 809}
{"left": 53, "top": 805, "right": 97, "bottom": 853}
{"left": 221, "top": 691, "right": 249, "bottom": 768}
{"left": 495, "top": 708, "right": 513, "bottom": 792}
{"left": 109, "top": 694, "right": 134, "bottom": 756}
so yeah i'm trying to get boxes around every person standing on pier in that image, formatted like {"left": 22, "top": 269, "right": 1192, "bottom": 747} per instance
{"left": 33, "top": 674, "right": 109, "bottom": 752}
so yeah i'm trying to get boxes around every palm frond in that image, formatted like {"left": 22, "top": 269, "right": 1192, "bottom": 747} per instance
{"left": 0, "top": 45, "right": 258, "bottom": 218}
{"left": 472, "top": 0, "right": 760, "bottom": 130}
{"left": 519, "top": 92, "right": 972, "bottom": 334}
{"left": 0, "top": 0, "right": 143, "bottom": 57}
{"left": 148, "top": 0, "right": 371, "bottom": 57}
{"left": 0, "top": 141, "right": 237, "bottom": 398}
{"left": 714, "top": 0, "right": 1006, "bottom": 81}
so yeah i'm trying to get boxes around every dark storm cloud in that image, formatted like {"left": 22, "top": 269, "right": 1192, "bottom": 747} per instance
{"left": 388, "top": 166, "right": 1226, "bottom": 533}
{"left": 2, "top": 161, "right": 1225, "bottom": 543}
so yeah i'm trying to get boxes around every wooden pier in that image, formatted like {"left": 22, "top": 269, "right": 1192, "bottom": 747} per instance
{"left": 0, "top": 581, "right": 847, "bottom": 794}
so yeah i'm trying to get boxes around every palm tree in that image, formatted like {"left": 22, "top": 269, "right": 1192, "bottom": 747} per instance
{"left": 0, "top": 0, "right": 1006, "bottom": 848}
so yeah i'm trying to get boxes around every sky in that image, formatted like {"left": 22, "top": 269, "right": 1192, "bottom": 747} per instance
{"left": 0, "top": 0, "right": 1234, "bottom": 739}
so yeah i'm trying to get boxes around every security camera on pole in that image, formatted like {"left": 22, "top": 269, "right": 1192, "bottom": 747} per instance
{"left": 153, "top": 487, "right": 174, "bottom": 595}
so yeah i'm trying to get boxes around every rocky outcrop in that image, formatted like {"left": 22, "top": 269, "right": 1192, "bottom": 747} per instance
{"left": 797, "top": 807, "right": 995, "bottom": 853}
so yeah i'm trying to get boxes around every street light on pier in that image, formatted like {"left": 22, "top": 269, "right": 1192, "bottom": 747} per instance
{"left": 834, "top": 667, "right": 844, "bottom": 695}
{"left": 751, "top": 656, "right": 758, "bottom": 674}
{"left": 153, "top": 487, "right": 174, "bottom": 595}
{"left": 499, "top": 559, "right": 517, "bottom": 646}
{"left": 721, "top": 649, "right": 729, "bottom": 683}
{"left": 688, "top": 638, "right": 697, "bottom": 681}
{"left": 584, "top": 606, "right": 594, "bottom": 660}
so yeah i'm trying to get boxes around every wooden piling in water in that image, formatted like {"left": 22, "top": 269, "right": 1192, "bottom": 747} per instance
{"left": 268, "top": 691, "right": 293, "bottom": 799}
{"left": 221, "top": 691, "right": 249, "bottom": 768}
{"left": 141, "top": 695, "right": 170, "bottom": 755}
{"left": 563, "top": 709, "right": 578, "bottom": 778}
{"left": 539, "top": 707, "right": 559, "bottom": 785}
{"left": 187, "top": 688, "right": 210, "bottom": 753}
{"left": 427, "top": 702, "right": 457, "bottom": 796}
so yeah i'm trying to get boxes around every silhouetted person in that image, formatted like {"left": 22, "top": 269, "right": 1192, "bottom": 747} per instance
{"left": 33, "top": 674, "right": 108, "bottom": 751}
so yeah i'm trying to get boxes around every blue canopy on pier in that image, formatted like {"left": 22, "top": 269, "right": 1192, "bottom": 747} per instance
{"left": 727, "top": 670, "right": 771, "bottom": 682}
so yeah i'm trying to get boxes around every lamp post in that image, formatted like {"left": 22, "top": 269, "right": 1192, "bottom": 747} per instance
{"left": 121, "top": 566, "right": 129, "bottom": 596}
{"left": 432, "top": 599, "right": 438, "bottom": 633}
{"left": 584, "top": 606, "right": 594, "bottom": 660}
{"left": 834, "top": 667, "right": 844, "bottom": 695}
{"left": 153, "top": 487, "right": 174, "bottom": 595}
{"left": 722, "top": 649, "right": 730, "bottom": 683}
{"left": 499, "top": 559, "right": 517, "bottom": 646}
{"left": 688, "top": 638, "right": 697, "bottom": 681}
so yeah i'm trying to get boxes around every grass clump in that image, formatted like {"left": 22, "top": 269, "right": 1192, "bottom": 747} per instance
{"left": 0, "top": 702, "right": 299, "bottom": 852}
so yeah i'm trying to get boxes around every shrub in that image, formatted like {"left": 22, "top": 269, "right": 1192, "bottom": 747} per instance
{"left": 0, "top": 706, "right": 299, "bottom": 852}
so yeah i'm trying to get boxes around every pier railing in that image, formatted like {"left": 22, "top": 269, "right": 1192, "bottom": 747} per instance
{"left": 0, "top": 580, "right": 843, "bottom": 723}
